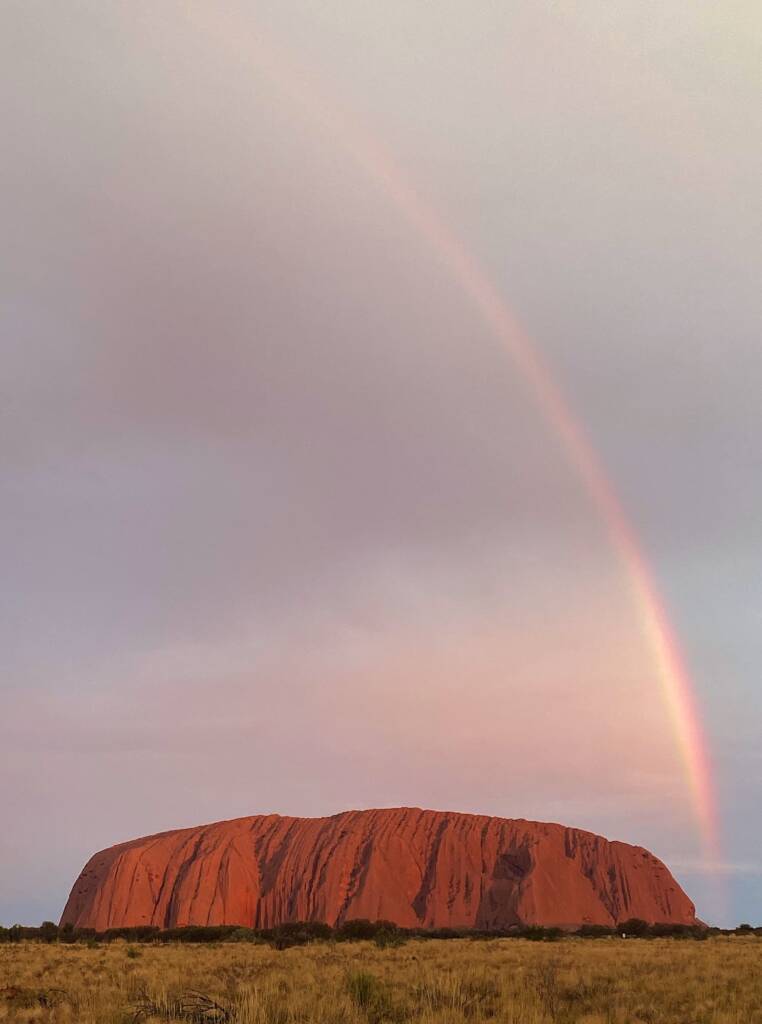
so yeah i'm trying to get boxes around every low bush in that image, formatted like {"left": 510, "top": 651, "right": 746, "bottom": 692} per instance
{"left": 0, "top": 917, "right": 735, "bottom": 945}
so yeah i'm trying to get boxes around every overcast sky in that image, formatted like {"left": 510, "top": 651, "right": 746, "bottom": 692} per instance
{"left": 2, "top": 1, "right": 761, "bottom": 927}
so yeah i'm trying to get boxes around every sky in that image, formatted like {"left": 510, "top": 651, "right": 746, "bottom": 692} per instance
{"left": 1, "top": 1, "right": 761, "bottom": 928}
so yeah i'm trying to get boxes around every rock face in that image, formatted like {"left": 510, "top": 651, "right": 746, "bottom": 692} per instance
{"left": 60, "top": 807, "right": 697, "bottom": 930}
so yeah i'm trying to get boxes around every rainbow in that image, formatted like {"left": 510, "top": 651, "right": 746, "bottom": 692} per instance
{"left": 184, "top": 5, "right": 719, "bottom": 859}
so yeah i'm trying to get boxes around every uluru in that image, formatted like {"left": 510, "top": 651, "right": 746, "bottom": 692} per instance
{"left": 60, "top": 807, "right": 698, "bottom": 931}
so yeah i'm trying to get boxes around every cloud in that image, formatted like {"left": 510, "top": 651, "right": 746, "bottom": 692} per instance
{"left": 1, "top": 0, "right": 761, "bottom": 927}
{"left": 669, "top": 860, "right": 762, "bottom": 878}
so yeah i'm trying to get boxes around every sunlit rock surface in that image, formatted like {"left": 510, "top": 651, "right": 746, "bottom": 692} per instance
{"left": 61, "top": 807, "right": 697, "bottom": 930}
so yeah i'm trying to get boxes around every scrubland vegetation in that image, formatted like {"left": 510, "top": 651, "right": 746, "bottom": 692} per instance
{"left": 2, "top": 931, "right": 762, "bottom": 1024}
{"left": 0, "top": 919, "right": 738, "bottom": 946}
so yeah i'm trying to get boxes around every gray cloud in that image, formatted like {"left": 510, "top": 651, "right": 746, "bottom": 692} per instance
{"left": 1, "top": 1, "right": 760, "bottom": 926}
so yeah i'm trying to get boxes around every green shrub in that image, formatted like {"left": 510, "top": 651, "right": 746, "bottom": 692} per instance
{"left": 576, "top": 924, "right": 615, "bottom": 938}
{"left": 523, "top": 925, "right": 562, "bottom": 942}
{"left": 619, "top": 918, "right": 650, "bottom": 937}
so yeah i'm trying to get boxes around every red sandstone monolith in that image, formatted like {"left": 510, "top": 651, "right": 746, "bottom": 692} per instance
{"left": 60, "top": 807, "right": 697, "bottom": 930}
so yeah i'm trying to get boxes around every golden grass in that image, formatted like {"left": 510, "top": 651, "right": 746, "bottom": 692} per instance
{"left": 1, "top": 937, "right": 760, "bottom": 1024}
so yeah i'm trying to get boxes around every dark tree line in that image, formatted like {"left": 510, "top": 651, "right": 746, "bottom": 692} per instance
{"left": 2, "top": 917, "right": 755, "bottom": 946}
